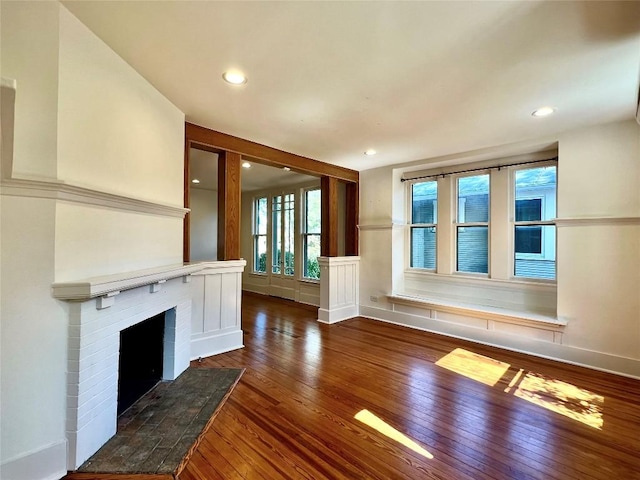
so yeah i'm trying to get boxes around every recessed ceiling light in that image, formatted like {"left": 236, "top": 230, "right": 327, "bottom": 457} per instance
{"left": 532, "top": 106, "right": 556, "bottom": 117}
{"left": 364, "top": 149, "right": 377, "bottom": 156}
{"left": 191, "top": 179, "right": 200, "bottom": 184}
{"left": 283, "top": 166, "right": 291, "bottom": 171}
{"left": 222, "top": 71, "right": 247, "bottom": 85}
{"left": 242, "top": 161, "right": 251, "bottom": 169}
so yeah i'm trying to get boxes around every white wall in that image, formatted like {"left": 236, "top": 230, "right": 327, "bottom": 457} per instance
{"left": 1, "top": 4, "right": 67, "bottom": 478}
{"left": 0, "top": 3, "right": 185, "bottom": 478}
{"left": 54, "top": 5, "right": 184, "bottom": 281}
{"left": 556, "top": 121, "right": 640, "bottom": 364}
{"left": 0, "top": 1, "right": 59, "bottom": 180}
{"left": 190, "top": 188, "right": 218, "bottom": 262}
{"left": 359, "top": 119, "right": 640, "bottom": 378}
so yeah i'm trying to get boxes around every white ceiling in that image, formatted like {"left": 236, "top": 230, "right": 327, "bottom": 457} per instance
{"left": 62, "top": 1, "right": 640, "bottom": 172}
{"left": 190, "top": 148, "right": 317, "bottom": 191}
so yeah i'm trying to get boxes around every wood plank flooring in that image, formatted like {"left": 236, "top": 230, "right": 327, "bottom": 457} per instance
{"left": 176, "top": 292, "right": 640, "bottom": 480}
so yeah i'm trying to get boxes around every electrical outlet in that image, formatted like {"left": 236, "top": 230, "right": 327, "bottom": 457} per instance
{"left": 369, "top": 295, "right": 379, "bottom": 303}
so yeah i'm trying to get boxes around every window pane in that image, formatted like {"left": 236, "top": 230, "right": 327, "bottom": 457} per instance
{"left": 284, "top": 193, "right": 295, "bottom": 276}
{"left": 306, "top": 189, "right": 321, "bottom": 234}
{"left": 458, "top": 175, "right": 489, "bottom": 223}
{"left": 255, "top": 235, "right": 267, "bottom": 273}
{"left": 412, "top": 181, "right": 437, "bottom": 224}
{"left": 515, "top": 225, "right": 542, "bottom": 254}
{"left": 515, "top": 166, "right": 556, "bottom": 221}
{"left": 411, "top": 227, "right": 436, "bottom": 269}
{"left": 304, "top": 189, "right": 321, "bottom": 279}
{"left": 515, "top": 199, "right": 542, "bottom": 222}
{"left": 515, "top": 225, "right": 556, "bottom": 279}
{"left": 256, "top": 197, "right": 267, "bottom": 234}
{"left": 272, "top": 196, "right": 281, "bottom": 274}
{"left": 304, "top": 234, "right": 321, "bottom": 279}
{"left": 457, "top": 226, "right": 488, "bottom": 273}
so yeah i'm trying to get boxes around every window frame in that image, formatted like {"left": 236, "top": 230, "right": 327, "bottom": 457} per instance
{"left": 252, "top": 195, "right": 268, "bottom": 275}
{"left": 271, "top": 191, "right": 296, "bottom": 277}
{"left": 406, "top": 179, "right": 438, "bottom": 271}
{"left": 301, "top": 187, "right": 321, "bottom": 281}
{"left": 454, "top": 171, "right": 491, "bottom": 276}
{"left": 510, "top": 161, "right": 558, "bottom": 281}
{"left": 403, "top": 155, "right": 558, "bottom": 285}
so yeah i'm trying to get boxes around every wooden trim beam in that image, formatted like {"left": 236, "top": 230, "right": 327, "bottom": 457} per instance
{"left": 217, "top": 151, "right": 242, "bottom": 260}
{"left": 345, "top": 182, "right": 359, "bottom": 256}
{"left": 183, "top": 140, "right": 191, "bottom": 262}
{"left": 186, "top": 122, "right": 358, "bottom": 183}
{"left": 321, "top": 176, "right": 339, "bottom": 257}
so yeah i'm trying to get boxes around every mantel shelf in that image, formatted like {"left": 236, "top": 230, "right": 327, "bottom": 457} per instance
{"left": 52, "top": 260, "right": 247, "bottom": 301}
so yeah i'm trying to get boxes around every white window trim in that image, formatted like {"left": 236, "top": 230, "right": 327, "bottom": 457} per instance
{"left": 510, "top": 161, "right": 558, "bottom": 281}
{"left": 301, "top": 187, "right": 321, "bottom": 281}
{"left": 271, "top": 190, "right": 296, "bottom": 278}
{"left": 406, "top": 179, "right": 438, "bottom": 272}
{"left": 252, "top": 195, "right": 268, "bottom": 275}
{"left": 454, "top": 171, "right": 490, "bottom": 276}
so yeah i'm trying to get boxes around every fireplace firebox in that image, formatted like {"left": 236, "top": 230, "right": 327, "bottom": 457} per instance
{"left": 117, "top": 312, "right": 165, "bottom": 414}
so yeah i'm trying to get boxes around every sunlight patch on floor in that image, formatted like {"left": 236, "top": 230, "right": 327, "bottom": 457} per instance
{"left": 435, "top": 348, "right": 605, "bottom": 430}
{"left": 435, "top": 348, "right": 510, "bottom": 386}
{"left": 511, "top": 372, "right": 604, "bottom": 429}
{"left": 355, "top": 409, "right": 434, "bottom": 459}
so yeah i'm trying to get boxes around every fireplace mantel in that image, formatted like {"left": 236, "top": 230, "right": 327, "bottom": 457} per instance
{"left": 60, "top": 259, "right": 246, "bottom": 469}
{"left": 52, "top": 261, "right": 246, "bottom": 301}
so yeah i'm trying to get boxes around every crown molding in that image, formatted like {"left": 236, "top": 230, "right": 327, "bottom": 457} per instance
{"left": 1, "top": 177, "right": 189, "bottom": 218}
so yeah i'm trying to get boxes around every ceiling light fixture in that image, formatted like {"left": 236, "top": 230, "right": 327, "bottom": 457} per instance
{"left": 364, "top": 149, "right": 377, "bottom": 156}
{"left": 191, "top": 179, "right": 200, "bottom": 184}
{"left": 532, "top": 106, "right": 556, "bottom": 117}
{"left": 222, "top": 71, "right": 247, "bottom": 85}
{"left": 242, "top": 161, "right": 251, "bottom": 169}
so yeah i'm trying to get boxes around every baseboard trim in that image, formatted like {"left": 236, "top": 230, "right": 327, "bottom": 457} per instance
{"left": 318, "top": 304, "right": 359, "bottom": 324}
{"left": 0, "top": 440, "right": 67, "bottom": 480}
{"left": 190, "top": 330, "right": 244, "bottom": 360}
{"left": 359, "top": 304, "right": 640, "bottom": 380}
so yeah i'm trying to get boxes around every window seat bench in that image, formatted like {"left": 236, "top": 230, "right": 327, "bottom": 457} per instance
{"left": 386, "top": 293, "right": 566, "bottom": 330}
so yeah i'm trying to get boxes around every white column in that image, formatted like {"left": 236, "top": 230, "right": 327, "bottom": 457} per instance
{"left": 318, "top": 256, "right": 360, "bottom": 324}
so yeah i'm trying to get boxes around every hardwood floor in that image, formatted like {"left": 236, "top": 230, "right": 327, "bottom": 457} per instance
{"left": 177, "top": 292, "right": 640, "bottom": 480}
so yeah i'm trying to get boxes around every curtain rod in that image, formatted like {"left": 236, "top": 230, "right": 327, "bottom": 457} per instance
{"left": 400, "top": 156, "right": 558, "bottom": 183}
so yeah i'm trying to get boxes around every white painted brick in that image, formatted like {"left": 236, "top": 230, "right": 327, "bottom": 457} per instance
{"left": 66, "top": 270, "right": 214, "bottom": 470}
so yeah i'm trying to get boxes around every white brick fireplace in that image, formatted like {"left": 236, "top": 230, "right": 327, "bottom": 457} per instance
{"left": 53, "top": 261, "right": 245, "bottom": 470}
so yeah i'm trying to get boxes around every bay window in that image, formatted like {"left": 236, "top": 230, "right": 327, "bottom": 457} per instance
{"left": 405, "top": 157, "right": 558, "bottom": 282}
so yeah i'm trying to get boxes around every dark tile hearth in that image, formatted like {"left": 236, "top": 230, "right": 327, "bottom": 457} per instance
{"left": 76, "top": 367, "right": 243, "bottom": 476}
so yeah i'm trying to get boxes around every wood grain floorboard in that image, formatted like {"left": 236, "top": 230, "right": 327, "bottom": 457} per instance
{"left": 66, "top": 292, "right": 640, "bottom": 479}
{"left": 181, "top": 292, "right": 640, "bottom": 480}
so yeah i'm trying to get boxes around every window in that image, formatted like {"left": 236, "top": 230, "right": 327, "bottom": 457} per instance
{"left": 272, "top": 193, "right": 295, "bottom": 276}
{"left": 456, "top": 174, "right": 489, "bottom": 274}
{"left": 409, "top": 180, "right": 437, "bottom": 269}
{"left": 253, "top": 197, "right": 267, "bottom": 273}
{"left": 514, "top": 166, "right": 557, "bottom": 279}
{"left": 405, "top": 157, "right": 557, "bottom": 283}
{"left": 302, "top": 188, "right": 321, "bottom": 279}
